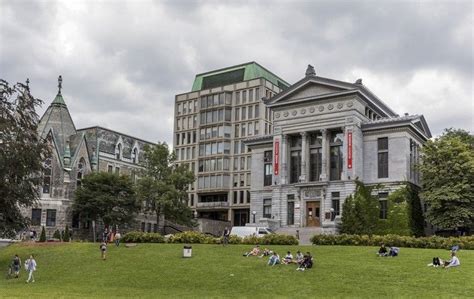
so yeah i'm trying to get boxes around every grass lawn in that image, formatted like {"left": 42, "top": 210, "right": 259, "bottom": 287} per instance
{"left": 0, "top": 242, "right": 472, "bottom": 298}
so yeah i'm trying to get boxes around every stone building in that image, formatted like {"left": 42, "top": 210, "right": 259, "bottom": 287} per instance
{"left": 174, "top": 62, "right": 289, "bottom": 226}
{"left": 22, "top": 76, "right": 155, "bottom": 237}
{"left": 245, "top": 65, "right": 431, "bottom": 233}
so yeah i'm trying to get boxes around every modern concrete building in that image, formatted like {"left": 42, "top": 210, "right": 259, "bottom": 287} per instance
{"left": 174, "top": 62, "right": 289, "bottom": 226}
{"left": 245, "top": 65, "right": 431, "bottom": 233}
{"left": 22, "top": 76, "right": 156, "bottom": 238}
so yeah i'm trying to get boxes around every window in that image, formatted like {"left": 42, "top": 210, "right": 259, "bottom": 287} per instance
{"left": 378, "top": 137, "right": 389, "bottom": 178}
{"left": 255, "top": 105, "right": 259, "bottom": 118}
{"left": 240, "top": 190, "right": 244, "bottom": 204}
{"left": 330, "top": 131, "right": 343, "bottom": 181}
{"left": 31, "top": 209, "right": 41, "bottom": 226}
{"left": 235, "top": 91, "right": 240, "bottom": 105}
{"left": 116, "top": 143, "right": 122, "bottom": 160}
{"left": 115, "top": 167, "right": 120, "bottom": 174}
{"left": 264, "top": 151, "right": 273, "bottom": 186}
{"left": 46, "top": 209, "right": 56, "bottom": 227}
{"left": 235, "top": 107, "right": 240, "bottom": 121}
{"left": 242, "top": 90, "right": 247, "bottom": 103}
{"left": 141, "top": 222, "right": 146, "bottom": 232}
{"left": 42, "top": 158, "right": 52, "bottom": 194}
{"left": 241, "top": 107, "right": 246, "bottom": 120}
{"left": 287, "top": 201, "right": 294, "bottom": 225}
{"left": 309, "top": 133, "right": 322, "bottom": 181}
{"left": 107, "top": 165, "right": 113, "bottom": 173}
{"left": 77, "top": 158, "right": 85, "bottom": 188}
{"left": 331, "top": 192, "right": 340, "bottom": 216}
{"left": 147, "top": 223, "right": 152, "bottom": 233}
{"left": 263, "top": 199, "right": 272, "bottom": 218}
{"left": 246, "top": 190, "right": 251, "bottom": 203}
{"left": 379, "top": 192, "right": 389, "bottom": 219}
{"left": 290, "top": 151, "right": 301, "bottom": 183}
{"left": 233, "top": 191, "right": 238, "bottom": 204}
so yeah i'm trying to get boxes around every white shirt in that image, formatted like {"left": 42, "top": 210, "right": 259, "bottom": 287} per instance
{"left": 448, "top": 256, "right": 460, "bottom": 267}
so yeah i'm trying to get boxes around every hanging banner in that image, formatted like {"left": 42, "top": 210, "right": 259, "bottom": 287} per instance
{"left": 347, "top": 132, "right": 353, "bottom": 169}
{"left": 274, "top": 139, "right": 279, "bottom": 175}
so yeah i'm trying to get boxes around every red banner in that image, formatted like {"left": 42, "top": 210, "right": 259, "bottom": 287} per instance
{"left": 347, "top": 132, "right": 352, "bottom": 169}
{"left": 274, "top": 139, "right": 279, "bottom": 175}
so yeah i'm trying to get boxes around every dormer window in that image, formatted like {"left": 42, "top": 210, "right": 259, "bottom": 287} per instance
{"left": 116, "top": 143, "right": 122, "bottom": 160}
{"left": 132, "top": 147, "right": 138, "bottom": 164}
{"left": 42, "top": 158, "right": 52, "bottom": 194}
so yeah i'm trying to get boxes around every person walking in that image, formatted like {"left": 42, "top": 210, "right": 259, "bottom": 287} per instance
{"left": 100, "top": 242, "right": 107, "bottom": 260}
{"left": 11, "top": 254, "right": 21, "bottom": 278}
{"left": 114, "top": 231, "right": 121, "bottom": 247}
{"left": 25, "top": 255, "right": 37, "bottom": 283}
{"left": 222, "top": 227, "right": 230, "bottom": 246}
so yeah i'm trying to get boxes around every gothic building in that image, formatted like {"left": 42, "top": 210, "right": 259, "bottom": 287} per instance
{"left": 22, "top": 76, "right": 155, "bottom": 237}
{"left": 245, "top": 65, "right": 431, "bottom": 233}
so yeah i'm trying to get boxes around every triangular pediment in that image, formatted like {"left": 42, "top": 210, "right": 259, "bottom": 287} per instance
{"left": 266, "top": 76, "right": 356, "bottom": 106}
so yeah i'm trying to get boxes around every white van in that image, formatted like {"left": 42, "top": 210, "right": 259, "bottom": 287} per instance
{"left": 230, "top": 226, "right": 273, "bottom": 238}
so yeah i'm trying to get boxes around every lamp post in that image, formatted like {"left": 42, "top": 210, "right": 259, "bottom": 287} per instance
{"left": 193, "top": 210, "right": 198, "bottom": 219}
{"left": 252, "top": 211, "right": 256, "bottom": 223}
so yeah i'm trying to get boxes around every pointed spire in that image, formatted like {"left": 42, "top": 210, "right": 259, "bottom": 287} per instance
{"left": 305, "top": 64, "right": 316, "bottom": 77}
{"left": 58, "top": 75, "right": 63, "bottom": 95}
{"left": 355, "top": 78, "right": 363, "bottom": 85}
{"left": 26, "top": 78, "right": 30, "bottom": 91}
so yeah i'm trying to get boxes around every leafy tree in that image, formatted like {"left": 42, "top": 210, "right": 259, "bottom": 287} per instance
{"left": 0, "top": 79, "right": 50, "bottom": 238}
{"left": 341, "top": 180, "right": 380, "bottom": 235}
{"left": 63, "top": 224, "right": 70, "bottom": 242}
{"left": 73, "top": 172, "right": 140, "bottom": 228}
{"left": 137, "top": 143, "right": 195, "bottom": 231}
{"left": 418, "top": 128, "right": 474, "bottom": 230}
{"left": 39, "top": 226, "right": 46, "bottom": 242}
{"left": 53, "top": 229, "right": 61, "bottom": 240}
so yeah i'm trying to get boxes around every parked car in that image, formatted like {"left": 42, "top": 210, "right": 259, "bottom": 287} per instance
{"left": 230, "top": 226, "right": 273, "bottom": 238}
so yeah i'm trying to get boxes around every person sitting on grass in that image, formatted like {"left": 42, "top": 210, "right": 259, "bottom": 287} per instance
{"left": 377, "top": 243, "right": 388, "bottom": 257}
{"left": 244, "top": 245, "right": 260, "bottom": 257}
{"left": 282, "top": 251, "right": 293, "bottom": 264}
{"left": 295, "top": 251, "right": 304, "bottom": 264}
{"left": 268, "top": 252, "right": 280, "bottom": 266}
{"left": 259, "top": 248, "right": 272, "bottom": 258}
{"left": 296, "top": 252, "right": 313, "bottom": 271}
{"left": 389, "top": 247, "right": 399, "bottom": 257}
{"left": 443, "top": 252, "right": 460, "bottom": 269}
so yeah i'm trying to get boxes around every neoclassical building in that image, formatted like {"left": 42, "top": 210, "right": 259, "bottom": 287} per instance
{"left": 22, "top": 77, "right": 155, "bottom": 237}
{"left": 246, "top": 66, "right": 431, "bottom": 232}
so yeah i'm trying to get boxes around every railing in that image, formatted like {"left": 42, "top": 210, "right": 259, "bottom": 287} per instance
{"left": 196, "top": 201, "right": 229, "bottom": 208}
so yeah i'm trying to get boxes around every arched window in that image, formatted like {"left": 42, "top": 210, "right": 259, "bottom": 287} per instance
{"left": 132, "top": 147, "right": 138, "bottom": 164}
{"left": 77, "top": 158, "right": 85, "bottom": 188}
{"left": 43, "top": 158, "right": 52, "bottom": 194}
{"left": 116, "top": 143, "right": 122, "bottom": 160}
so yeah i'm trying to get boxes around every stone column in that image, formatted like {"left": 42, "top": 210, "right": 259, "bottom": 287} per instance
{"left": 320, "top": 129, "right": 328, "bottom": 181}
{"left": 281, "top": 134, "right": 288, "bottom": 184}
{"left": 299, "top": 131, "right": 308, "bottom": 182}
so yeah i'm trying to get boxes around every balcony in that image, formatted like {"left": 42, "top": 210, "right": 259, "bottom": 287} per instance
{"left": 196, "top": 201, "right": 229, "bottom": 209}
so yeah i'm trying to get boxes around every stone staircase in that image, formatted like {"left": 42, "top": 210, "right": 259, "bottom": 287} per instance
{"left": 275, "top": 227, "right": 324, "bottom": 245}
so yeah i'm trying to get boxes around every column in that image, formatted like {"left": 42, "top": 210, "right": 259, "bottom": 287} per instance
{"left": 299, "top": 131, "right": 308, "bottom": 182}
{"left": 320, "top": 129, "right": 328, "bottom": 181}
{"left": 281, "top": 134, "right": 288, "bottom": 184}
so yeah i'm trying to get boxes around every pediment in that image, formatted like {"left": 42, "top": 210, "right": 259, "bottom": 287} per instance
{"left": 286, "top": 82, "right": 346, "bottom": 101}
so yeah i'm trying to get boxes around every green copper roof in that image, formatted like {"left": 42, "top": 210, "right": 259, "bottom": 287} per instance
{"left": 191, "top": 62, "right": 289, "bottom": 91}
{"left": 52, "top": 93, "right": 66, "bottom": 106}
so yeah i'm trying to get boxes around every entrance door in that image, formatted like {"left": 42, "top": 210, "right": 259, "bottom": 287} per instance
{"left": 233, "top": 209, "right": 249, "bottom": 226}
{"left": 306, "top": 201, "right": 320, "bottom": 227}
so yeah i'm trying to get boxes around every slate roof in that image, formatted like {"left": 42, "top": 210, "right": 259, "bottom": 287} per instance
{"left": 362, "top": 114, "right": 432, "bottom": 138}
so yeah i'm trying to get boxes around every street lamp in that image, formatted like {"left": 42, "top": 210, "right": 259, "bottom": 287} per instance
{"left": 193, "top": 210, "right": 198, "bottom": 219}
{"left": 330, "top": 208, "right": 335, "bottom": 221}
{"left": 252, "top": 211, "right": 256, "bottom": 223}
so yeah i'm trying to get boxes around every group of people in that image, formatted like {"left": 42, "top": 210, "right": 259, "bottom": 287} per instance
{"left": 99, "top": 227, "right": 122, "bottom": 260}
{"left": 243, "top": 245, "right": 314, "bottom": 271}
{"left": 8, "top": 254, "right": 37, "bottom": 283}
{"left": 377, "top": 243, "right": 400, "bottom": 257}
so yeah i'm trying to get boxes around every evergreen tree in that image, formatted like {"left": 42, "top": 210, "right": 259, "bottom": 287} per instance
{"left": 39, "top": 226, "right": 46, "bottom": 242}
{"left": 418, "top": 128, "right": 474, "bottom": 230}
{"left": 0, "top": 79, "right": 50, "bottom": 238}
{"left": 63, "top": 225, "right": 70, "bottom": 242}
{"left": 53, "top": 229, "right": 61, "bottom": 240}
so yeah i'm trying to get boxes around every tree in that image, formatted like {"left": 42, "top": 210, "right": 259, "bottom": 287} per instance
{"left": 418, "top": 128, "right": 474, "bottom": 231}
{"left": 53, "top": 229, "right": 61, "bottom": 240}
{"left": 341, "top": 180, "right": 381, "bottom": 235}
{"left": 63, "top": 224, "right": 70, "bottom": 242}
{"left": 0, "top": 79, "right": 50, "bottom": 238}
{"left": 73, "top": 172, "right": 140, "bottom": 229}
{"left": 137, "top": 143, "right": 195, "bottom": 231}
{"left": 39, "top": 226, "right": 46, "bottom": 242}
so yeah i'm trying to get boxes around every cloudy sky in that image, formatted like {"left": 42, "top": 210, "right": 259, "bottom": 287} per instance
{"left": 1, "top": 0, "right": 472, "bottom": 143}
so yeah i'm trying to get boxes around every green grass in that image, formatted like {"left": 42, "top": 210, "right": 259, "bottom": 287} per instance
{"left": 0, "top": 242, "right": 473, "bottom": 298}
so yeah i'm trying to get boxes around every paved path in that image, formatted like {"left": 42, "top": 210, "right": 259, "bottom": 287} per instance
{"left": 0, "top": 240, "right": 12, "bottom": 248}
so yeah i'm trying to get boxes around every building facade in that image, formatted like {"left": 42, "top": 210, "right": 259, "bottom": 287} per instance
{"left": 174, "top": 62, "right": 289, "bottom": 226}
{"left": 246, "top": 65, "right": 431, "bottom": 233}
{"left": 22, "top": 77, "right": 156, "bottom": 237}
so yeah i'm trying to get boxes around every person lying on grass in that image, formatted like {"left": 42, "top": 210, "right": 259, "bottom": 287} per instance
{"left": 244, "top": 245, "right": 260, "bottom": 257}
{"left": 377, "top": 243, "right": 388, "bottom": 257}
{"left": 268, "top": 252, "right": 280, "bottom": 266}
{"left": 389, "top": 247, "right": 399, "bottom": 257}
{"left": 282, "top": 251, "right": 293, "bottom": 264}
{"left": 296, "top": 252, "right": 313, "bottom": 271}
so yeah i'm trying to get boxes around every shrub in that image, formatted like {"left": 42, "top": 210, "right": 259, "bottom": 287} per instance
{"left": 310, "top": 234, "right": 474, "bottom": 250}
{"left": 52, "top": 229, "right": 61, "bottom": 240}
{"left": 167, "top": 231, "right": 216, "bottom": 244}
{"left": 122, "top": 231, "right": 165, "bottom": 243}
{"left": 63, "top": 225, "right": 70, "bottom": 242}
{"left": 39, "top": 226, "right": 46, "bottom": 242}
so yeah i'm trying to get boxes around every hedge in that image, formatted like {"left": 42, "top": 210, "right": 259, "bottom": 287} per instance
{"left": 123, "top": 231, "right": 298, "bottom": 245}
{"left": 122, "top": 232, "right": 165, "bottom": 243}
{"left": 310, "top": 234, "right": 474, "bottom": 250}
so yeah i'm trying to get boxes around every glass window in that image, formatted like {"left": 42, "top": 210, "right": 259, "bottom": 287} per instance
{"left": 31, "top": 209, "right": 41, "bottom": 226}
{"left": 331, "top": 192, "right": 340, "bottom": 216}
{"left": 290, "top": 150, "right": 301, "bottom": 183}
{"left": 309, "top": 148, "right": 322, "bottom": 181}
{"left": 249, "top": 89, "right": 254, "bottom": 102}
{"left": 235, "top": 91, "right": 240, "bottom": 105}
{"left": 255, "top": 105, "right": 259, "bottom": 118}
{"left": 233, "top": 191, "right": 238, "bottom": 204}
{"left": 242, "top": 90, "right": 247, "bottom": 103}
{"left": 379, "top": 192, "right": 389, "bottom": 219}
{"left": 46, "top": 209, "right": 56, "bottom": 227}
{"left": 263, "top": 199, "right": 272, "bottom": 218}
{"left": 378, "top": 137, "right": 389, "bottom": 178}
{"left": 264, "top": 151, "right": 273, "bottom": 186}
{"left": 235, "top": 108, "right": 240, "bottom": 121}
{"left": 42, "top": 158, "right": 52, "bottom": 194}
{"left": 241, "top": 107, "right": 246, "bottom": 120}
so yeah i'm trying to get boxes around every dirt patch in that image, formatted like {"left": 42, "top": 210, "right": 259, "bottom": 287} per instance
{"left": 16, "top": 241, "right": 72, "bottom": 247}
